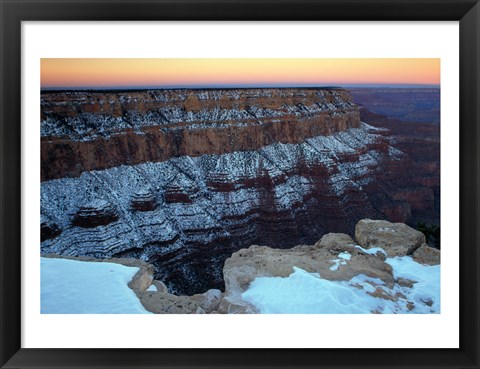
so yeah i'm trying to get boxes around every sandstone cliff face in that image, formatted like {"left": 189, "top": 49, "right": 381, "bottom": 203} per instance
{"left": 40, "top": 88, "right": 439, "bottom": 295}
{"left": 41, "top": 88, "right": 358, "bottom": 181}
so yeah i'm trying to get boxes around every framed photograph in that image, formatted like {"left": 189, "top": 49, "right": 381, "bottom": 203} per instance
{"left": 1, "top": 0, "right": 479, "bottom": 368}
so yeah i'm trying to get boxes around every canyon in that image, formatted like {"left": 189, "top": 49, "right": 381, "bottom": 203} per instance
{"left": 40, "top": 87, "right": 440, "bottom": 295}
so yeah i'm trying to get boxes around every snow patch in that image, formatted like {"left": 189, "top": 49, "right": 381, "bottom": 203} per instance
{"left": 41, "top": 258, "right": 152, "bottom": 314}
{"left": 329, "top": 251, "right": 351, "bottom": 271}
{"left": 354, "top": 245, "right": 388, "bottom": 257}
{"left": 242, "top": 256, "right": 440, "bottom": 314}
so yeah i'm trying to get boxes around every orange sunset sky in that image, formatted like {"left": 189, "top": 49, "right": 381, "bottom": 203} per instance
{"left": 41, "top": 58, "right": 440, "bottom": 89}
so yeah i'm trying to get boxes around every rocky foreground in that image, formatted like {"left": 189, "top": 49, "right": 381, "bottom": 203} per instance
{"left": 45, "top": 219, "right": 440, "bottom": 314}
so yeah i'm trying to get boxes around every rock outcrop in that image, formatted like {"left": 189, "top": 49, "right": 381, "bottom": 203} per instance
{"left": 43, "top": 253, "right": 222, "bottom": 314}
{"left": 355, "top": 219, "right": 425, "bottom": 257}
{"left": 219, "top": 232, "right": 395, "bottom": 313}
{"left": 137, "top": 288, "right": 222, "bottom": 314}
{"left": 71, "top": 200, "right": 119, "bottom": 228}
{"left": 218, "top": 218, "right": 440, "bottom": 314}
{"left": 130, "top": 189, "right": 157, "bottom": 211}
{"left": 412, "top": 243, "right": 441, "bottom": 265}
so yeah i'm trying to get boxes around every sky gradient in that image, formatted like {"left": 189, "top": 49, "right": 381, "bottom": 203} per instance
{"left": 41, "top": 58, "right": 440, "bottom": 89}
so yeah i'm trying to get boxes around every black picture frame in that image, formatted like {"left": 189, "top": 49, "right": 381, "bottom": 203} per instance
{"left": 1, "top": 0, "right": 479, "bottom": 368}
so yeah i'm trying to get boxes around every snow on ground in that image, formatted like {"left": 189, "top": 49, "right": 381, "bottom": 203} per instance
{"left": 41, "top": 258, "right": 152, "bottom": 314}
{"left": 242, "top": 256, "right": 440, "bottom": 314}
{"left": 386, "top": 256, "right": 440, "bottom": 314}
{"left": 40, "top": 252, "right": 439, "bottom": 315}
{"left": 354, "top": 245, "right": 388, "bottom": 257}
{"left": 329, "top": 251, "right": 352, "bottom": 271}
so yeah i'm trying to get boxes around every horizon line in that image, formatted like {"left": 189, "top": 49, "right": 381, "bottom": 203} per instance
{"left": 41, "top": 83, "right": 441, "bottom": 91}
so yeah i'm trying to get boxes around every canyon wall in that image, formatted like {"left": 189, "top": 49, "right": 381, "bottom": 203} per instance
{"left": 358, "top": 107, "right": 440, "bottom": 228}
{"left": 40, "top": 88, "right": 439, "bottom": 295}
{"left": 41, "top": 88, "right": 358, "bottom": 181}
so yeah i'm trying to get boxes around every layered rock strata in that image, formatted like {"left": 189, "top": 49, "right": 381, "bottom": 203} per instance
{"left": 41, "top": 122, "right": 412, "bottom": 295}
{"left": 40, "top": 88, "right": 439, "bottom": 295}
{"left": 130, "top": 189, "right": 157, "bottom": 211}
{"left": 71, "top": 200, "right": 119, "bottom": 228}
{"left": 41, "top": 88, "right": 359, "bottom": 181}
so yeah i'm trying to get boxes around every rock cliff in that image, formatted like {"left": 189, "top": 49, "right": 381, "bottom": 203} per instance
{"left": 41, "top": 88, "right": 358, "bottom": 181}
{"left": 40, "top": 87, "right": 439, "bottom": 295}
{"left": 358, "top": 106, "right": 440, "bottom": 227}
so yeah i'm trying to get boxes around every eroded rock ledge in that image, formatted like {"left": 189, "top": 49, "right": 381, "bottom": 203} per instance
{"left": 44, "top": 219, "right": 439, "bottom": 314}
{"left": 41, "top": 88, "right": 359, "bottom": 181}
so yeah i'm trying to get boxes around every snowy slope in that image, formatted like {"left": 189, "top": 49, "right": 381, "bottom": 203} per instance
{"left": 41, "top": 123, "right": 398, "bottom": 258}
{"left": 41, "top": 258, "right": 152, "bottom": 314}
{"left": 242, "top": 256, "right": 440, "bottom": 314}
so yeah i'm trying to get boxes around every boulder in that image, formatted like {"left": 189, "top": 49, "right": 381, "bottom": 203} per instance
{"left": 355, "top": 219, "right": 425, "bottom": 257}
{"left": 127, "top": 267, "right": 154, "bottom": 292}
{"left": 412, "top": 243, "right": 440, "bottom": 265}
{"left": 316, "top": 233, "right": 356, "bottom": 249}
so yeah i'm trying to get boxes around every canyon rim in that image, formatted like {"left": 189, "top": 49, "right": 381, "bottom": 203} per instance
{"left": 40, "top": 58, "right": 441, "bottom": 314}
